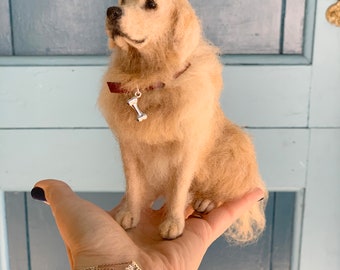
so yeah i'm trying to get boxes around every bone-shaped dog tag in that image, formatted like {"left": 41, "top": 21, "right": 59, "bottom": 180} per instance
{"left": 127, "top": 91, "right": 147, "bottom": 122}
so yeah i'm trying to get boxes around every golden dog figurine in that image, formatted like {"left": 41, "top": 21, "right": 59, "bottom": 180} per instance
{"left": 98, "top": 0, "right": 267, "bottom": 242}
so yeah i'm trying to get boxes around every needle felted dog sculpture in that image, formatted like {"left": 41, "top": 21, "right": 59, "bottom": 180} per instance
{"left": 98, "top": 0, "right": 267, "bottom": 243}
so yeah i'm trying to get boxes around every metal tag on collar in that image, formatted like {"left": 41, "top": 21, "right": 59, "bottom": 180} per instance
{"left": 127, "top": 88, "right": 148, "bottom": 122}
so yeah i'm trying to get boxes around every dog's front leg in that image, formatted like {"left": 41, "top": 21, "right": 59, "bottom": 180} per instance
{"left": 115, "top": 142, "right": 144, "bottom": 230}
{"left": 159, "top": 152, "right": 198, "bottom": 239}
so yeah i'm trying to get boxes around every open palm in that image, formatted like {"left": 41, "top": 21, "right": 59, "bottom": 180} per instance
{"left": 32, "top": 180, "right": 263, "bottom": 270}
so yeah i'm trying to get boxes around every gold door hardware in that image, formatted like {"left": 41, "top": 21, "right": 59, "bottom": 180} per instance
{"left": 326, "top": 1, "right": 340, "bottom": 27}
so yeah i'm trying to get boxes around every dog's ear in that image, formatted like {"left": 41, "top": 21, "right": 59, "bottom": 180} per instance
{"left": 172, "top": 0, "right": 201, "bottom": 63}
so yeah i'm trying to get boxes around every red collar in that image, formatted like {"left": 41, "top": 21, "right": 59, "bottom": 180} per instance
{"left": 107, "top": 63, "right": 191, "bottom": 94}
{"left": 107, "top": 81, "right": 165, "bottom": 94}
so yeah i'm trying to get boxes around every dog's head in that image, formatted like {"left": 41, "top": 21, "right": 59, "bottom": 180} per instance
{"left": 106, "top": 0, "right": 201, "bottom": 63}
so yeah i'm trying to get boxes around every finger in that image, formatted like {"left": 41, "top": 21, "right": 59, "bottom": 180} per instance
{"left": 31, "top": 180, "right": 118, "bottom": 247}
{"left": 185, "top": 188, "right": 264, "bottom": 244}
{"left": 31, "top": 179, "right": 139, "bottom": 266}
{"left": 32, "top": 179, "right": 77, "bottom": 205}
{"left": 31, "top": 180, "right": 88, "bottom": 239}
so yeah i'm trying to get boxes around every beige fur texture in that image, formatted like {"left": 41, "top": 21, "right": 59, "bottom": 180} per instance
{"left": 98, "top": 0, "right": 268, "bottom": 243}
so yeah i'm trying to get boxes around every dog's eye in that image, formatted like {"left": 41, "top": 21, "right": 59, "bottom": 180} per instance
{"left": 144, "top": 0, "right": 157, "bottom": 10}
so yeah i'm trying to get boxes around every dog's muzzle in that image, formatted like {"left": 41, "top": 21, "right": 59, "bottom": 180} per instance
{"left": 106, "top": 6, "right": 146, "bottom": 45}
{"left": 106, "top": 6, "right": 123, "bottom": 38}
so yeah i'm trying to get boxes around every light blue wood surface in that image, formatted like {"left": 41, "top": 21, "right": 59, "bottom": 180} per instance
{"left": 0, "top": 66, "right": 107, "bottom": 128}
{"left": 299, "top": 1, "right": 340, "bottom": 269}
{"left": 0, "top": 0, "right": 12, "bottom": 55}
{"left": 0, "top": 128, "right": 308, "bottom": 192}
{"left": 222, "top": 66, "right": 311, "bottom": 127}
{"left": 4, "top": 0, "right": 307, "bottom": 56}
{"left": 10, "top": 0, "right": 113, "bottom": 55}
{"left": 0, "top": 65, "right": 311, "bottom": 128}
{"left": 4, "top": 193, "right": 28, "bottom": 270}
{"left": 249, "top": 129, "right": 309, "bottom": 191}
{"left": 271, "top": 193, "right": 296, "bottom": 269}
{"left": 191, "top": 0, "right": 284, "bottom": 54}
{"left": 300, "top": 129, "right": 340, "bottom": 270}
{"left": 309, "top": 1, "right": 340, "bottom": 127}
{"left": 0, "top": 0, "right": 315, "bottom": 65}
{"left": 283, "top": 0, "right": 306, "bottom": 54}
{"left": 0, "top": 129, "right": 125, "bottom": 192}
{"left": 0, "top": 192, "right": 9, "bottom": 270}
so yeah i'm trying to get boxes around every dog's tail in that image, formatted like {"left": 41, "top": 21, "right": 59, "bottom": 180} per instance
{"left": 224, "top": 194, "right": 268, "bottom": 245}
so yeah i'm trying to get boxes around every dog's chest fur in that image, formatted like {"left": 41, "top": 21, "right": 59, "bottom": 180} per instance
{"left": 126, "top": 92, "right": 177, "bottom": 136}
{"left": 135, "top": 141, "right": 182, "bottom": 192}
{"left": 103, "top": 77, "right": 205, "bottom": 145}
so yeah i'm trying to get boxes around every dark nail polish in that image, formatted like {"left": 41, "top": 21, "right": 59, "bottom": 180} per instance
{"left": 258, "top": 197, "right": 265, "bottom": 202}
{"left": 31, "top": 187, "right": 47, "bottom": 202}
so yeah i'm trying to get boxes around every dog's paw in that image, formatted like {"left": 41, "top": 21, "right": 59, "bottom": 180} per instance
{"left": 193, "top": 199, "right": 216, "bottom": 213}
{"left": 114, "top": 209, "right": 139, "bottom": 230}
{"left": 159, "top": 217, "right": 185, "bottom": 240}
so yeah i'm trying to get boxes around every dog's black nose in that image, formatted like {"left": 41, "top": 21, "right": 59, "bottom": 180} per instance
{"left": 107, "top": 6, "right": 123, "bottom": 20}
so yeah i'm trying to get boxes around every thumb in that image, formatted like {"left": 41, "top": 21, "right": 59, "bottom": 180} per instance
{"left": 203, "top": 188, "right": 265, "bottom": 242}
{"left": 186, "top": 188, "right": 265, "bottom": 245}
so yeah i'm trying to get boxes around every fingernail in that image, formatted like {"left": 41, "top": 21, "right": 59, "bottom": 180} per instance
{"left": 31, "top": 187, "right": 47, "bottom": 202}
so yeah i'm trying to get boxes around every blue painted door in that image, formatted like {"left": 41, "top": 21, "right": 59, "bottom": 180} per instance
{"left": 1, "top": 0, "right": 340, "bottom": 269}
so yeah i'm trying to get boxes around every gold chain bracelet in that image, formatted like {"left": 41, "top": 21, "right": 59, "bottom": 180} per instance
{"left": 79, "top": 261, "right": 142, "bottom": 270}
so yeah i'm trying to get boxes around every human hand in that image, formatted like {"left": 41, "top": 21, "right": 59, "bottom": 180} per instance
{"left": 31, "top": 179, "right": 264, "bottom": 270}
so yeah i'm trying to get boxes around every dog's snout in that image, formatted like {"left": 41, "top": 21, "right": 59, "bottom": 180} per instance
{"left": 107, "top": 6, "right": 123, "bottom": 21}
